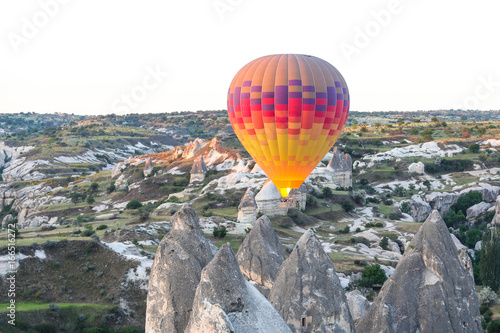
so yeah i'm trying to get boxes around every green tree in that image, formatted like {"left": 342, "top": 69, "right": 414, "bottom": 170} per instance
{"left": 126, "top": 199, "right": 142, "bottom": 210}
{"left": 422, "top": 180, "right": 431, "bottom": 191}
{"left": 322, "top": 187, "right": 333, "bottom": 198}
{"left": 90, "top": 182, "right": 99, "bottom": 192}
{"left": 359, "top": 264, "right": 387, "bottom": 287}
{"left": 453, "top": 191, "right": 482, "bottom": 214}
{"left": 477, "top": 127, "right": 487, "bottom": 136}
{"left": 380, "top": 237, "right": 389, "bottom": 250}
{"left": 469, "top": 143, "right": 480, "bottom": 153}
{"left": 422, "top": 129, "right": 433, "bottom": 142}
{"left": 86, "top": 195, "right": 95, "bottom": 205}
{"left": 465, "top": 228, "right": 481, "bottom": 248}
{"left": 481, "top": 228, "right": 500, "bottom": 291}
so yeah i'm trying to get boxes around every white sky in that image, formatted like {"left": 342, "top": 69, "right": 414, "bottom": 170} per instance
{"left": 1, "top": 0, "right": 499, "bottom": 115}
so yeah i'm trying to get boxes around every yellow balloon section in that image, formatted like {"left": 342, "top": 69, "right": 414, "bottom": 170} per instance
{"left": 227, "top": 54, "right": 350, "bottom": 197}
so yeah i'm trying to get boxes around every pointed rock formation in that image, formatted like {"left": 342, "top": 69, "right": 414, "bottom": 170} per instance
{"left": 145, "top": 204, "right": 218, "bottom": 333}
{"left": 268, "top": 229, "right": 355, "bottom": 333}
{"left": 236, "top": 215, "right": 286, "bottom": 291}
{"left": 182, "top": 138, "right": 205, "bottom": 159}
{"left": 255, "top": 179, "right": 287, "bottom": 216}
{"left": 356, "top": 210, "right": 483, "bottom": 333}
{"left": 287, "top": 183, "right": 307, "bottom": 210}
{"left": 143, "top": 157, "right": 154, "bottom": 177}
{"left": 190, "top": 155, "right": 208, "bottom": 183}
{"left": 327, "top": 147, "right": 353, "bottom": 188}
{"left": 186, "top": 244, "right": 292, "bottom": 333}
{"left": 237, "top": 188, "right": 257, "bottom": 224}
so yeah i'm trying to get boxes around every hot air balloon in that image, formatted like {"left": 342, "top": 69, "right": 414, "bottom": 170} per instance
{"left": 227, "top": 54, "right": 350, "bottom": 197}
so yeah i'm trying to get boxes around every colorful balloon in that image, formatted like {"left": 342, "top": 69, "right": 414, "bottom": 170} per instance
{"left": 227, "top": 54, "right": 350, "bottom": 197}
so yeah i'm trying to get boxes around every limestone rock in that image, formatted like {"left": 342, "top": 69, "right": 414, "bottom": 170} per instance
{"left": 328, "top": 147, "right": 352, "bottom": 172}
{"left": 182, "top": 138, "right": 205, "bottom": 159}
{"left": 307, "top": 147, "right": 353, "bottom": 189}
{"left": 492, "top": 195, "right": 500, "bottom": 225}
{"left": 408, "top": 161, "right": 425, "bottom": 174}
{"left": 186, "top": 244, "right": 292, "bottom": 333}
{"left": 171, "top": 203, "right": 201, "bottom": 230}
{"left": 236, "top": 215, "right": 286, "bottom": 290}
{"left": 237, "top": 188, "right": 257, "bottom": 224}
{"left": 451, "top": 233, "right": 474, "bottom": 279}
{"left": 269, "top": 229, "right": 355, "bottom": 333}
{"left": 287, "top": 183, "right": 307, "bottom": 211}
{"left": 143, "top": 157, "right": 154, "bottom": 177}
{"left": 356, "top": 210, "right": 483, "bottom": 333}
{"left": 115, "top": 174, "right": 129, "bottom": 192}
{"left": 255, "top": 179, "right": 287, "bottom": 216}
{"left": 401, "top": 195, "right": 432, "bottom": 222}
{"left": 145, "top": 204, "right": 217, "bottom": 333}
{"left": 190, "top": 155, "right": 207, "bottom": 183}
{"left": 111, "top": 162, "right": 126, "bottom": 178}
{"left": 425, "top": 191, "right": 460, "bottom": 216}
{"left": 153, "top": 202, "right": 182, "bottom": 216}
{"left": 95, "top": 213, "right": 118, "bottom": 220}
{"left": 466, "top": 201, "right": 494, "bottom": 221}
{"left": 2, "top": 214, "right": 13, "bottom": 227}
{"left": 346, "top": 290, "right": 371, "bottom": 325}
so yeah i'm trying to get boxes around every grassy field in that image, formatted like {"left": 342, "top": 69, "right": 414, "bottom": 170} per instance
{"left": 0, "top": 302, "right": 112, "bottom": 312}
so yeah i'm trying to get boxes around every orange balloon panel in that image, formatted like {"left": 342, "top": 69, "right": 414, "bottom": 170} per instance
{"left": 227, "top": 54, "right": 350, "bottom": 197}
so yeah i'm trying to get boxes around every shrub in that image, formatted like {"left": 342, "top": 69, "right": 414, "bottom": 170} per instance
{"left": 96, "top": 224, "right": 108, "bottom": 230}
{"left": 86, "top": 195, "right": 95, "bottom": 205}
{"left": 126, "top": 199, "right": 142, "bottom": 210}
{"left": 359, "top": 264, "right": 387, "bottom": 287}
{"left": 81, "top": 229, "right": 95, "bottom": 237}
{"left": 322, "top": 187, "right": 333, "bottom": 198}
{"left": 453, "top": 191, "right": 482, "bottom": 215}
{"left": 478, "top": 286, "right": 498, "bottom": 306}
{"left": 380, "top": 236, "right": 389, "bottom": 250}
{"left": 350, "top": 189, "right": 367, "bottom": 205}
{"left": 400, "top": 201, "right": 412, "bottom": 215}
{"left": 469, "top": 143, "right": 480, "bottom": 153}
{"left": 213, "top": 226, "right": 227, "bottom": 238}
{"left": 337, "top": 226, "right": 350, "bottom": 234}
{"left": 465, "top": 228, "right": 482, "bottom": 248}
{"left": 33, "top": 323, "right": 58, "bottom": 333}
{"left": 107, "top": 182, "right": 115, "bottom": 193}
{"left": 341, "top": 200, "right": 354, "bottom": 212}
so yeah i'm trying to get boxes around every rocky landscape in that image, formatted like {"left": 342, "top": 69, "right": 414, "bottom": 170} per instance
{"left": 1, "top": 111, "right": 500, "bottom": 332}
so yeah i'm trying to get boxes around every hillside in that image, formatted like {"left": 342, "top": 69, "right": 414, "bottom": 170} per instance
{"left": 1, "top": 109, "right": 500, "bottom": 331}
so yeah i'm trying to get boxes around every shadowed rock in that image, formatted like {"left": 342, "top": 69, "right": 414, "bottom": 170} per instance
{"left": 186, "top": 244, "right": 292, "bottom": 333}
{"left": 144, "top": 157, "right": 154, "bottom": 177}
{"left": 145, "top": 204, "right": 218, "bottom": 333}
{"left": 236, "top": 215, "right": 286, "bottom": 291}
{"left": 237, "top": 188, "right": 257, "bottom": 224}
{"left": 356, "top": 210, "right": 483, "bottom": 333}
{"left": 268, "top": 229, "right": 355, "bottom": 333}
{"left": 346, "top": 290, "right": 371, "bottom": 325}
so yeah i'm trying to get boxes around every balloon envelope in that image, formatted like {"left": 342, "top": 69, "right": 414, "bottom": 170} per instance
{"left": 227, "top": 54, "right": 350, "bottom": 197}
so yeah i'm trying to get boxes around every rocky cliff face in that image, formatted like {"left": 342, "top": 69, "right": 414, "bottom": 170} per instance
{"left": 356, "top": 210, "right": 483, "bottom": 333}
{"left": 185, "top": 244, "right": 292, "bottom": 333}
{"left": 236, "top": 215, "right": 286, "bottom": 291}
{"left": 268, "top": 229, "right": 355, "bottom": 333}
{"left": 492, "top": 195, "right": 500, "bottom": 225}
{"left": 145, "top": 204, "right": 218, "bottom": 333}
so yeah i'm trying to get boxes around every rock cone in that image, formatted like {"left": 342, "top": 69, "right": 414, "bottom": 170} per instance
{"left": 145, "top": 204, "right": 218, "bottom": 333}
{"left": 186, "top": 244, "right": 292, "bottom": 333}
{"left": 268, "top": 229, "right": 355, "bottom": 333}
{"left": 356, "top": 210, "right": 483, "bottom": 333}
{"left": 236, "top": 215, "right": 286, "bottom": 290}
